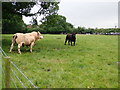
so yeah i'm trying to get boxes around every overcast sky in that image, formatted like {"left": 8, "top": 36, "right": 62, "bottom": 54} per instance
{"left": 23, "top": 0, "right": 119, "bottom": 28}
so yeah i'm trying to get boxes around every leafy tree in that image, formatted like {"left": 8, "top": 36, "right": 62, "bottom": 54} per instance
{"left": 86, "top": 28, "right": 94, "bottom": 34}
{"left": 75, "top": 26, "right": 86, "bottom": 34}
{"left": 2, "top": 2, "right": 35, "bottom": 33}
{"left": 2, "top": 1, "right": 60, "bottom": 33}
{"left": 39, "top": 14, "right": 74, "bottom": 34}
{"left": 2, "top": 14, "right": 27, "bottom": 34}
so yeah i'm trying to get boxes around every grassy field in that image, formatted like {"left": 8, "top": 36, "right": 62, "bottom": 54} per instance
{"left": 0, "top": 52, "right": 2, "bottom": 90}
{"left": 1, "top": 34, "right": 118, "bottom": 88}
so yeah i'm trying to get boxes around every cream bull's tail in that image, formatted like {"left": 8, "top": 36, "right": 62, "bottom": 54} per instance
{"left": 12, "top": 34, "right": 17, "bottom": 43}
{"left": 9, "top": 34, "right": 17, "bottom": 52}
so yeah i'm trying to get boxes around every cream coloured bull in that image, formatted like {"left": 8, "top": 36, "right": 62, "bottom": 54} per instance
{"left": 9, "top": 31, "right": 43, "bottom": 54}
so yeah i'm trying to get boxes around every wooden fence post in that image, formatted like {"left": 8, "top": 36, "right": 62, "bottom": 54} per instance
{"left": 4, "top": 56, "right": 10, "bottom": 88}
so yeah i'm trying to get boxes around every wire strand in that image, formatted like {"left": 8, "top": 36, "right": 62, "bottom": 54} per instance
{"left": 10, "top": 75, "right": 18, "bottom": 89}
{"left": 10, "top": 65, "right": 32, "bottom": 88}
{"left": 0, "top": 50, "right": 4, "bottom": 57}
{"left": 11, "top": 68, "right": 26, "bottom": 88}
{"left": 0, "top": 47, "right": 7, "bottom": 57}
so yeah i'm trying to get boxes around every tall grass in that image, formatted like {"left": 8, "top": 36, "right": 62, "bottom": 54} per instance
{"left": 2, "top": 34, "right": 118, "bottom": 88}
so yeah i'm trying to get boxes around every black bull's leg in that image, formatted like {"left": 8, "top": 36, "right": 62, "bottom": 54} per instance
{"left": 71, "top": 41, "right": 72, "bottom": 46}
{"left": 64, "top": 39, "right": 67, "bottom": 45}
{"left": 64, "top": 34, "right": 76, "bottom": 46}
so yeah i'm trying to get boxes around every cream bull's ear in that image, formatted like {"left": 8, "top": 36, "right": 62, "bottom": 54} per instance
{"left": 37, "top": 31, "right": 40, "bottom": 35}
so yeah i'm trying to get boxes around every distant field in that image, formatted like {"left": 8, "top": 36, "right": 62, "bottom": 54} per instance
{"left": 2, "top": 34, "right": 118, "bottom": 88}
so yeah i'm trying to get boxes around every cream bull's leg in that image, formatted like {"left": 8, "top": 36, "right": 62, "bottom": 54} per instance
{"left": 18, "top": 43, "right": 22, "bottom": 54}
{"left": 30, "top": 42, "right": 34, "bottom": 53}
{"left": 9, "top": 43, "right": 14, "bottom": 52}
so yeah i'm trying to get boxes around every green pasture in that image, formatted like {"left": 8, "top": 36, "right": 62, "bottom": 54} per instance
{"left": 1, "top": 34, "right": 118, "bottom": 88}
{"left": 0, "top": 65, "right": 1, "bottom": 89}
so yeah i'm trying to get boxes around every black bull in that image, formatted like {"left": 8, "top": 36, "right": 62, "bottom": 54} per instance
{"left": 64, "top": 34, "right": 76, "bottom": 46}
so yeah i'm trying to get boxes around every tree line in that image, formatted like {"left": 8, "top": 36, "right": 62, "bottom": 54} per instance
{"left": 25, "top": 14, "right": 120, "bottom": 34}
{"left": 2, "top": 2, "right": 120, "bottom": 34}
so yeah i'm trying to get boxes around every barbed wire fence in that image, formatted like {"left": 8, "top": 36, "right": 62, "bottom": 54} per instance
{"left": 0, "top": 46, "right": 38, "bottom": 88}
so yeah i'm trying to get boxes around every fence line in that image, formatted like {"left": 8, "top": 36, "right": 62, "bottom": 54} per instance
{"left": 0, "top": 46, "right": 38, "bottom": 88}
